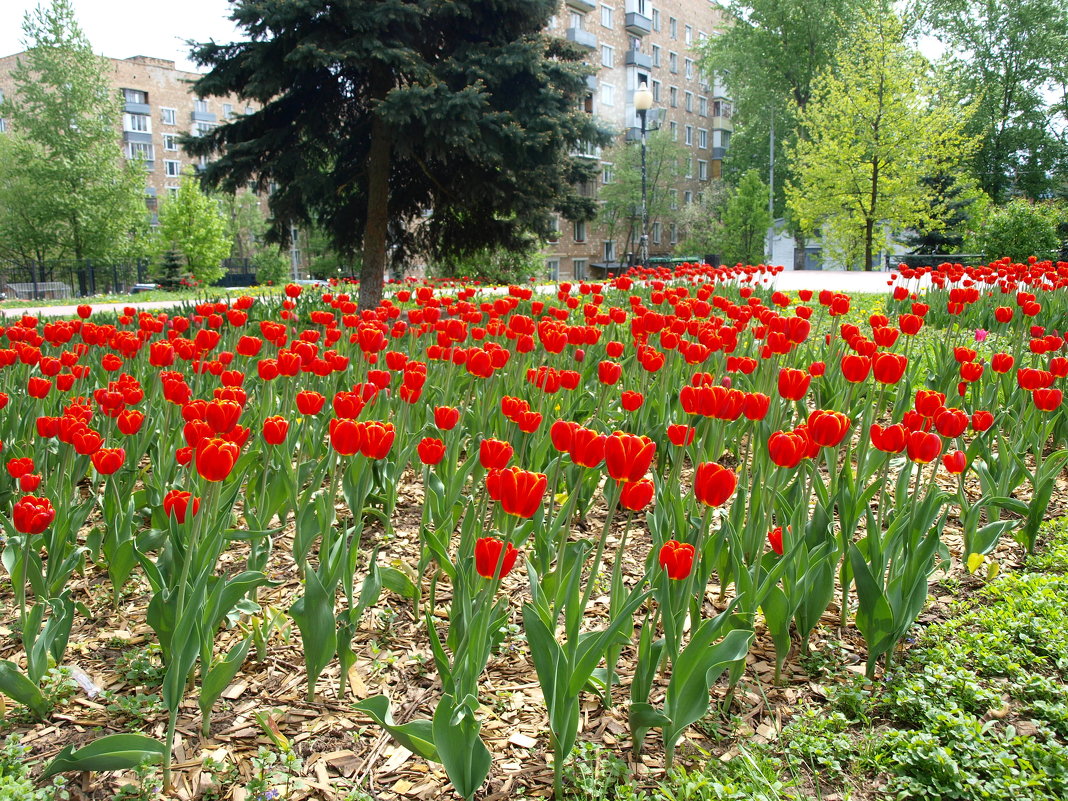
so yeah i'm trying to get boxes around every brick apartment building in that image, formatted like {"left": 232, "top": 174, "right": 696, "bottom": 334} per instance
{"left": 0, "top": 52, "right": 254, "bottom": 220}
{"left": 545, "top": 0, "right": 732, "bottom": 280}
{"left": 0, "top": 0, "right": 731, "bottom": 281}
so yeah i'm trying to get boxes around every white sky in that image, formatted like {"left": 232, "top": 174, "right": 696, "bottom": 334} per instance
{"left": 0, "top": 0, "right": 245, "bottom": 72}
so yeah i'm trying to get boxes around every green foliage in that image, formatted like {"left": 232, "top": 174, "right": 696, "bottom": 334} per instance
{"left": 967, "top": 199, "right": 1061, "bottom": 262}
{"left": 0, "top": 736, "right": 69, "bottom": 801}
{"left": 0, "top": 0, "right": 147, "bottom": 262}
{"left": 115, "top": 644, "right": 165, "bottom": 687}
{"left": 780, "top": 706, "right": 856, "bottom": 779}
{"left": 561, "top": 742, "right": 629, "bottom": 801}
{"left": 153, "top": 174, "right": 232, "bottom": 287}
{"left": 187, "top": 0, "right": 608, "bottom": 308}
{"left": 717, "top": 170, "right": 772, "bottom": 265}
{"left": 254, "top": 247, "right": 291, "bottom": 287}
{"left": 430, "top": 244, "right": 542, "bottom": 286}
{"left": 597, "top": 129, "right": 689, "bottom": 257}
{"left": 927, "top": 0, "right": 1068, "bottom": 202}
{"left": 787, "top": 10, "right": 979, "bottom": 270}
{"left": 651, "top": 751, "right": 793, "bottom": 801}
{"left": 110, "top": 760, "right": 163, "bottom": 801}
{"left": 155, "top": 250, "right": 187, "bottom": 291}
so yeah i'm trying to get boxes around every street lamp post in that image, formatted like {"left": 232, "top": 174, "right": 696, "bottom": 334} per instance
{"left": 634, "top": 81, "right": 653, "bottom": 268}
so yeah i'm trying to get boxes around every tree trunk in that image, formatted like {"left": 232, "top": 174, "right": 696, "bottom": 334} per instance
{"left": 793, "top": 231, "right": 807, "bottom": 271}
{"left": 359, "top": 114, "right": 391, "bottom": 311}
{"left": 864, "top": 218, "right": 874, "bottom": 272}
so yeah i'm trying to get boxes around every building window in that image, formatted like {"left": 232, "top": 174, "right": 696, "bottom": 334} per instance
{"left": 122, "top": 88, "right": 147, "bottom": 104}
{"left": 686, "top": 157, "right": 693, "bottom": 178}
{"left": 245, "top": 105, "right": 255, "bottom": 115}
{"left": 685, "top": 125, "right": 693, "bottom": 145}
{"left": 652, "top": 221, "right": 661, "bottom": 244}
{"left": 669, "top": 86, "right": 678, "bottom": 107}
{"left": 685, "top": 59, "right": 695, "bottom": 79}
{"left": 161, "top": 107, "right": 176, "bottom": 125}
{"left": 698, "top": 128, "right": 708, "bottom": 149}
{"left": 651, "top": 80, "right": 661, "bottom": 102}
{"left": 600, "top": 4, "right": 613, "bottom": 28}
{"left": 670, "top": 189, "right": 678, "bottom": 210}
{"left": 651, "top": 9, "right": 660, "bottom": 30}
{"left": 163, "top": 133, "right": 179, "bottom": 151}
{"left": 685, "top": 91, "right": 693, "bottom": 112}
{"left": 669, "top": 52, "right": 678, "bottom": 73}
{"left": 669, "top": 121, "right": 677, "bottom": 140}
{"left": 0, "top": 118, "right": 5, "bottom": 134}
{"left": 164, "top": 160, "right": 182, "bottom": 177}
{"left": 600, "top": 83, "right": 614, "bottom": 107}
{"left": 166, "top": 185, "right": 179, "bottom": 198}
{"left": 698, "top": 160, "right": 709, "bottom": 181}
{"left": 574, "top": 220, "right": 586, "bottom": 242}
{"left": 223, "top": 103, "right": 233, "bottom": 119}
{"left": 651, "top": 44, "right": 661, "bottom": 67}
{"left": 604, "top": 240, "right": 615, "bottom": 261}
{"left": 670, "top": 223, "right": 678, "bottom": 244}
{"left": 546, "top": 259, "right": 560, "bottom": 281}
{"left": 601, "top": 45, "right": 614, "bottom": 68}
{"left": 684, "top": 190, "right": 692, "bottom": 205}
{"left": 126, "top": 142, "right": 154, "bottom": 161}
{"left": 669, "top": 16, "right": 677, "bottom": 39}
{"left": 194, "top": 98, "right": 208, "bottom": 113}
{"left": 697, "top": 192, "right": 704, "bottom": 203}
{"left": 124, "top": 113, "right": 150, "bottom": 132}
{"left": 698, "top": 96, "right": 708, "bottom": 116}
{"left": 685, "top": 25, "right": 693, "bottom": 45}
{"left": 570, "top": 10, "right": 585, "bottom": 29}
{"left": 602, "top": 163, "right": 614, "bottom": 183}
{"left": 573, "top": 258, "right": 587, "bottom": 280}
{"left": 194, "top": 122, "right": 215, "bottom": 137}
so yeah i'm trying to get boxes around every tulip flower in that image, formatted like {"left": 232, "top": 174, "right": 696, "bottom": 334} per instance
{"left": 870, "top": 423, "right": 907, "bottom": 453}
{"left": 550, "top": 419, "right": 579, "bottom": 452}
{"left": 598, "top": 361, "right": 622, "bottom": 385}
{"left": 658, "top": 540, "right": 695, "bottom": 580}
{"left": 619, "top": 478, "right": 654, "bottom": 511}
{"left": 6, "top": 457, "right": 34, "bottom": 479}
{"left": 872, "top": 352, "right": 907, "bottom": 384}
{"left": 330, "top": 418, "right": 363, "bottom": 455}
{"left": 262, "top": 415, "right": 289, "bottom": 445}
{"left": 693, "top": 462, "right": 737, "bottom": 507}
{"left": 621, "top": 390, "right": 644, "bottom": 411}
{"left": 942, "top": 450, "right": 967, "bottom": 474}
{"left": 1033, "top": 388, "right": 1063, "bottom": 412}
{"left": 417, "top": 437, "right": 446, "bottom": 466}
{"left": 117, "top": 409, "right": 145, "bottom": 435}
{"left": 906, "top": 431, "right": 942, "bottom": 464}
{"left": 604, "top": 432, "right": 656, "bottom": 483}
{"left": 915, "top": 389, "right": 946, "bottom": 418}
{"left": 13, "top": 495, "right": 55, "bottom": 534}
{"left": 840, "top": 354, "right": 871, "bottom": 383}
{"left": 91, "top": 447, "right": 125, "bottom": 475}
{"left": 569, "top": 427, "right": 607, "bottom": 468}
{"left": 971, "top": 411, "right": 994, "bottom": 432}
{"left": 492, "top": 467, "right": 547, "bottom": 518}
{"left": 295, "top": 390, "right": 326, "bottom": 416}
{"left": 19, "top": 474, "right": 42, "bottom": 492}
{"left": 934, "top": 408, "right": 969, "bottom": 438}
{"left": 360, "top": 422, "right": 396, "bottom": 459}
{"left": 666, "top": 424, "right": 695, "bottom": 446}
{"left": 807, "top": 410, "right": 851, "bottom": 448}
{"left": 768, "top": 526, "right": 784, "bottom": 556}
{"left": 768, "top": 430, "right": 809, "bottom": 467}
{"left": 195, "top": 437, "right": 240, "bottom": 482}
{"left": 474, "top": 536, "right": 519, "bottom": 579}
{"left": 479, "top": 438, "right": 513, "bottom": 469}
{"left": 777, "top": 368, "right": 811, "bottom": 401}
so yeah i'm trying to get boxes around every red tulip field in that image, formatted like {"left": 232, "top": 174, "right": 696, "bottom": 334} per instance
{"left": 1, "top": 260, "right": 1067, "bottom": 799}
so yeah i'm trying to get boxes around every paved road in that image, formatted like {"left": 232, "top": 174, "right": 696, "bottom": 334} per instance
{"left": 0, "top": 270, "right": 904, "bottom": 319}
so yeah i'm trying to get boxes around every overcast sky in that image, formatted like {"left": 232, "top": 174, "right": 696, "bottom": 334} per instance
{"left": 0, "top": 0, "right": 245, "bottom": 72}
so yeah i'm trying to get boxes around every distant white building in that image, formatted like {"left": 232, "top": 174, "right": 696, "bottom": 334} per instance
{"left": 766, "top": 218, "right": 909, "bottom": 271}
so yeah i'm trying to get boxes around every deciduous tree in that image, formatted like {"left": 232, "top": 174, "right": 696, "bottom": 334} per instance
{"left": 154, "top": 173, "right": 232, "bottom": 287}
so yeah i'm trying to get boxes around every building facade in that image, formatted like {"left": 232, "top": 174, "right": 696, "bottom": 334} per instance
{"left": 0, "top": 52, "right": 254, "bottom": 219}
{"left": 544, "top": 0, "right": 731, "bottom": 281}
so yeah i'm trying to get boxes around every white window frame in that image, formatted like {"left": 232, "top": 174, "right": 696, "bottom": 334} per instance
{"left": 600, "top": 82, "right": 614, "bottom": 107}
{"left": 685, "top": 59, "right": 695, "bottom": 80}
{"left": 670, "top": 223, "right": 678, "bottom": 244}
{"left": 194, "top": 98, "right": 208, "bottom": 113}
{"left": 574, "top": 220, "right": 587, "bottom": 242}
{"left": 684, "top": 190, "right": 692, "bottom": 205}
{"left": 669, "top": 86, "right": 678, "bottom": 107}
{"left": 652, "top": 221, "right": 661, "bottom": 244}
{"left": 669, "top": 121, "right": 678, "bottom": 140}
{"left": 669, "top": 16, "right": 677, "bottom": 39}
{"left": 686, "top": 157, "right": 693, "bottom": 178}
{"left": 601, "top": 44, "right": 614, "bottom": 68}
{"left": 573, "top": 258, "right": 588, "bottom": 280}
{"left": 698, "top": 160, "right": 709, "bottom": 181}
{"left": 651, "top": 80, "right": 661, "bottom": 102}
{"left": 160, "top": 107, "right": 176, "bottom": 125}
{"left": 164, "top": 159, "right": 182, "bottom": 177}
{"left": 222, "top": 103, "right": 233, "bottom": 119}
{"left": 124, "top": 113, "right": 150, "bottom": 133}
{"left": 163, "top": 133, "right": 179, "bottom": 151}
{"left": 546, "top": 259, "right": 560, "bottom": 281}
{"left": 165, "top": 185, "right": 179, "bottom": 198}
{"left": 600, "top": 4, "right": 613, "bottom": 28}
{"left": 685, "top": 125, "right": 693, "bottom": 145}
{"left": 685, "top": 25, "right": 693, "bottom": 45}
{"left": 669, "top": 52, "right": 678, "bottom": 73}
{"left": 604, "top": 240, "right": 615, "bottom": 261}
{"left": 126, "top": 142, "right": 154, "bottom": 161}
{"left": 698, "top": 96, "right": 708, "bottom": 117}
{"left": 685, "top": 91, "right": 693, "bottom": 112}
{"left": 602, "top": 163, "right": 614, "bottom": 183}
{"left": 670, "top": 189, "right": 678, "bottom": 210}
{"left": 651, "top": 9, "right": 660, "bottom": 30}
{"left": 651, "top": 44, "right": 661, "bottom": 67}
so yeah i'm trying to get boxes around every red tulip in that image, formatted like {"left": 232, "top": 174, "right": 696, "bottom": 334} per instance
{"left": 807, "top": 410, "right": 851, "bottom": 448}
{"left": 417, "top": 437, "right": 446, "bottom": 466}
{"left": 569, "top": 427, "right": 607, "bottom": 468}
{"left": 768, "top": 430, "right": 809, "bottom": 468}
{"left": 117, "top": 409, "right": 145, "bottom": 435}
{"left": 360, "top": 422, "right": 395, "bottom": 459}
{"left": 840, "top": 354, "right": 871, "bottom": 383}
{"left": 434, "top": 406, "right": 461, "bottom": 430}
{"left": 872, "top": 352, "right": 907, "bottom": 384}
{"left": 13, "top": 495, "right": 55, "bottom": 534}
{"left": 7, "top": 457, "right": 34, "bottom": 479}
{"left": 768, "top": 526, "right": 784, "bottom": 556}
{"left": 934, "top": 408, "right": 968, "bottom": 438}
{"left": 971, "top": 410, "right": 994, "bottom": 432}
{"left": 329, "top": 418, "right": 363, "bottom": 455}
{"left": 777, "top": 368, "right": 811, "bottom": 401}
{"left": 91, "top": 447, "right": 125, "bottom": 475}
{"left": 479, "top": 438, "right": 513, "bottom": 469}
{"left": 658, "top": 540, "right": 695, "bottom": 580}
{"left": 667, "top": 424, "right": 695, "bottom": 446}
{"left": 693, "top": 462, "right": 737, "bottom": 507}
{"left": 621, "top": 390, "right": 644, "bottom": 411}
{"left": 870, "top": 423, "right": 907, "bottom": 453}
{"left": 262, "top": 415, "right": 289, "bottom": 445}
{"left": 71, "top": 426, "right": 104, "bottom": 456}
{"left": 598, "top": 361, "right": 622, "bottom": 385}
{"left": 915, "top": 389, "right": 946, "bottom": 417}
{"left": 906, "top": 431, "right": 942, "bottom": 463}
{"left": 195, "top": 437, "right": 240, "bottom": 481}
{"left": 1033, "top": 388, "right": 1063, "bottom": 412}
{"left": 604, "top": 432, "right": 656, "bottom": 483}
{"left": 991, "top": 353, "right": 1015, "bottom": 373}
{"left": 19, "top": 474, "right": 42, "bottom": 492}
{"left": 942, "top": 450, "right": 967, "bottom": 474}
{"left": 550, "top": 419, "right": 579, "bottom": 452}
{"left": 27, "top": 377, "right": 52, "bottom": 399}
{"left": 492, "top": 467, "right": 547, "bottom": 518}
{"left": 620, "top": 478, "right": 654, "bottom": 511}
{"left": 296, "top": 390, "right": 326, "bottom": 416}
{"left": 474, "top": 536, "right": 519, "bottom": 579}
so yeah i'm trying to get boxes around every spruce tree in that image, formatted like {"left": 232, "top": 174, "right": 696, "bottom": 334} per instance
{"left": 187, "top": 0, "right": 607, "bottom": 309}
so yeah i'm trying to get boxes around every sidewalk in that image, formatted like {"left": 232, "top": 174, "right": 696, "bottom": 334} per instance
{"left": 0, "top": 270, "right": 901, "bottom": 319}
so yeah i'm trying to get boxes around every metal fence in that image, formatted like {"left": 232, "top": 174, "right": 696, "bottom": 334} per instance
{"left": 0, "top": 258, "right": 259, "bottom": 299}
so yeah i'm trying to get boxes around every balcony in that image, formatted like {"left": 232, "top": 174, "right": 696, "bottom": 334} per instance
{"left": 709, "top": 115, "right": 734, "bottom": 132}
{"left": 625, "top": 12, "right": 652, "bottom": 35}
{"left": 191, "top": 110, "right": 217, "bottom": 123}
{"left": 625, "top": 49, "right": 652, "bottom": 69}
{"left": 124, "top": 101, "right": 151, "bottom": 115}
{"left": 566, "top": 27, "right": 597, "bottom": 50}
{"left": 123, "top": 131, "right": 153, "bottom": 145}
{"left": 625, "top": 127, "right": 643, "bottom": 143}
{"left": 586, "top": 74, "right": 598, "bottom": 91}
{"left": 711, "top": 147, "right": 727, "bottom": 161}
{"left": 565, "top": 0, "right": 596, "bottom": 10}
